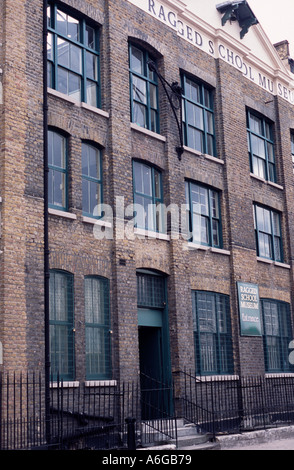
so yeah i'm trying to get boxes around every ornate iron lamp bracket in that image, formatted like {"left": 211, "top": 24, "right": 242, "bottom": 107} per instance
{"left": 147, "top": 60, "right": 184, "bottom": 160}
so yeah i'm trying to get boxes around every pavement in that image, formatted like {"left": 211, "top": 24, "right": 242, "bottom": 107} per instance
{"left": 218, "top": 426, "right": 294, "bottom": 450}
{"left": 221, "top": 437, "right": 294, "bottom": 450}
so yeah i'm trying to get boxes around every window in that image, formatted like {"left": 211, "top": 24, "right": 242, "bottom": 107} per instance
{"left": 247, "top": 110, "right": 276, "bottom": 182}
{"left": 253, "top": 204, "right": 283, "bottom": 262}
{"left": 182, "top": 74, "right": 216, "bottom": 156}
{"left": 49, "top": 270, "right": 74, "bottom": 380}
{"left": 137, "top": 272, "right": 166, "bottom": 309}
{"left": 261, "top": 299, "right": 292, "bottom": 372}
{"left": 192, "top": 291, "right": 233, "bottom": 375}
{"left": 48, "top": 129, "right": 67, "bottom": 211}
{"left": 129, "top": 44, "right": 159, "bottom": 133}
{"left": 291, "top": 132, "right": 294, "bottom": 174}
{"left": 47, "top": 3, "right": 100, "bottom": 107}
{"left": 185, "top": 181, "right": 222, "bottom": 248}
{"left": 85, "top": 276, "right": 111, "bottom": 380}
{"left": 82, "top": 143, "right": 103, "bottom": 218}
{"left": 133, "top": 161, "right": 164, "bottom": 232}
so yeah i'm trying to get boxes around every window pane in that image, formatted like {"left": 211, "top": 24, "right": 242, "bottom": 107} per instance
{"left": 133, "top": 194, "right": 146, "bottom": 228}
{"left": 187, "top": 127, "right": 203, "bottom": 152}
{"left": 187, "top": 102, "right": 204, "bottom": 129}
{"left": 267, "top": 142, "right": 274, "bottom": 162}
{"left": 210, "top": 191, "right": 219, "bottom": 218}
{"left": 154, "top": 170, "right": 161, "bottom": 199}
{"left": 150, "top": 109, "right": 157, "bottom": 133}
{"left": 53, "top": 133, "right": 66, "bottom": 168}
{"left": 203, "top": 88, "right": 211, "bottom": 108}
{"left": 133, "top": 76, "right": 147, "bottom": 104}
{"left": 207, "top": 135, "right": 214, "bottom": 156}
{"left": 249, "top": 113, "right": 263, "bottom": 134}
{"left": 251, "top": 134, "right": 265, "bottom": 158}
{"left": 47, "top": 5, "right": 51, "bottom": 27}
{"left": 265, "top": 122, "right": 271, "bottom": 140}
{"left": 82, "top": 144, "right": 100, "bottom": 179}
{"left": 86, "top": 25, "right": 95, "bottom": 49}
{"left": 259, "top": 232, "right": 272, "bottom": 258}
{"left": 139, "top": 164, "right": 152, "bottom": 196}
{"left": 82, "top": 179, "right": 89, "bottom": 215}
{"left": 57, "top": 39, "right": 82, "bottom": 74}
{"left": 131, "top": 46, "right": 144, "bottom": 75}
{"left": 137, "top": 273, "right": 165, "bottom": 308}
{"left": 57, "top": 68, "right": 81, "bottom": 100}
{"left": 200, "top": 334, "right": 217, "bottom": 373}
{"left": 272, "top": 212, "right": 280, "bottom": 236}
{"left": 150, "top": 83, "right": 157, "bottom": 109}
{"left": 83, "top": 180, "right": 101, "bottom": 215}
{"left": 47, "top": 32, "right": 53, "bottom": 61}
{"left": 87, "top": 81, "right": 97, "bottom": 107}
{"left": 86, "top": 51, "right": 97, "bottom": 80}
{"left": 133, "top": 102, "right": 146, "bottom": 128}
{"left": 205, "top": 111, "right": 214, "bottom": 134}
{"left": 89, "top": 146, "right": 100, "bottom": 179}
{"left": 56, "top": 9, "right": 79, "bottom": 41}
{"left": 268, "top": 162, "right": 275, "bottom": 182}
{"left": 68, "top": 72, "right": 81, "bottom": 100}
{"left": 186, "top": 78, "right": 200, "bottom": 102}
{"left": 50, "top": 169, "right": 66, "bottom": 208}
{"left": 291, "top": 133, "right": 294, "bottom": 154}
{"left": 192, "top": 214, "right": 209, "bottom": 244}
{"left": 212, "top": 219, "right": 220, "bottom": 246}
{"left": 191, "top": 185, "right": 209, "bottom": 216}
{"left": 274, "top": 236, "right": 282, "bottom": 261}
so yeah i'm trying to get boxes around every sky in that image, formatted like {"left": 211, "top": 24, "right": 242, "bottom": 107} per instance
{"left": 248, "top": 0, "right": 294, "bottom": 55}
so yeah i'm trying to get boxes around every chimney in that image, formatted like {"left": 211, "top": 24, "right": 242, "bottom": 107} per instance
{"left": 274, "top": 40, "right": 290, "bottom": 60}
{"left": 274, "top": 40, "right": 294, "bottom": 74}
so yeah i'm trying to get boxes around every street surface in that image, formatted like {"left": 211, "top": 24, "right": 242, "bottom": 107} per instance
{"left": 222, "top": 437, "right": 294, "bottom": 450}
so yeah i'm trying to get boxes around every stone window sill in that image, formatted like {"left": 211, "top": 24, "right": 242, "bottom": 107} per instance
{"left": 48, "top": 88, "right": 109, "bottom": 118}
{"left": 134, "top": 228, "right": 170, "bottom": 241}
{"left": 257, "top": 257, "right": 290, "bottom": 269}
{"left": 187, "top": 243, "right": 230, "bottom": 255}
{"left": 250, "top": 173, "right": 283, "bottom": 190}
{"left": 85, "top": 380, "right": 117, "bottom": 387}
{"left": 48, "top": 208, "right": 77, "bottom": 220}
{"left": 82, "top": 215, "right": 112, "bottom": 228}
{"left": 130, "top": 123, "right": 166, "bottom": 142}
{"left": 183, "top": 146, "right": 224, "bottom": 165}
{"left": 50, "top": 381, "right": 79, "bottom": 388}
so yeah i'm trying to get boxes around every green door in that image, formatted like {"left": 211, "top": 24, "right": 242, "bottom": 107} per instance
{"left": 138, "top": 315, "right": 172, "bottom": 419}
{"left": 137, "top": 271, "right": 172, "bottom": 419}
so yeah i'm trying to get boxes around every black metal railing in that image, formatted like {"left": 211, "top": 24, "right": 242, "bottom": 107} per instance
{"left": 174, "top": 370, "right": 294, "bottom": 437}
{"left": 140, "top": 373, "right": 177, "bottom": 446}
{"left": 2, "top": 370, "right": 294, "bottom": 450}
{"left": 0, "top": 371, "right": 176, "bottom": 450}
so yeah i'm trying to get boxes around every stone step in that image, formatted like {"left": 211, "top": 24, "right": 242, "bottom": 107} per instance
{"left": 171, "top": 432, "right": 210, "bottom": 449}
{"left": 140, "top": 418, "right": 217, "bottom": 450}
{"left": 176, "top": 423, "right": 199, "bottom": 437}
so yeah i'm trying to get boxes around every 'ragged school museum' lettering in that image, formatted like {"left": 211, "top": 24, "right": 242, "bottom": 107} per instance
{"left": 127, "top": 0, "right": 294, "bottom": 105}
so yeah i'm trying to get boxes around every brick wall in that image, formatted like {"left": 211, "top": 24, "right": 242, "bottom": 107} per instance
{"left": 0, "top": 0, "right": 294, "bottom": 381}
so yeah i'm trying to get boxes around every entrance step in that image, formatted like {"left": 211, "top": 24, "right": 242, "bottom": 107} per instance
{"left": 140, "top": 419, "right": 220, "bottom": 450}
{"left": 171, "top": 421, "right": 220, "bottom": 450}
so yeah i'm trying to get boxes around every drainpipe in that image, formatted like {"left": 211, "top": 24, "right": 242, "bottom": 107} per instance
{"left": 43, "top": 0, "right": 51, "bottom": 446}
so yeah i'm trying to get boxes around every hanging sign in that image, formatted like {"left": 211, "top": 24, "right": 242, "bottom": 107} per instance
{"left": 237, "top": 282, "right": 262, "bottom": 337}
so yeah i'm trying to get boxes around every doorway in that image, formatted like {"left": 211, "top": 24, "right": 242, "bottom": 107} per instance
{"left": 136, "top": 270, "right": 172, "bottom": 419}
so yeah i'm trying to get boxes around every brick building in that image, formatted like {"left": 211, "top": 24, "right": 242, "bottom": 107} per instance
{"left": 1, "top": 0, "right": 294, "bottom": 396}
